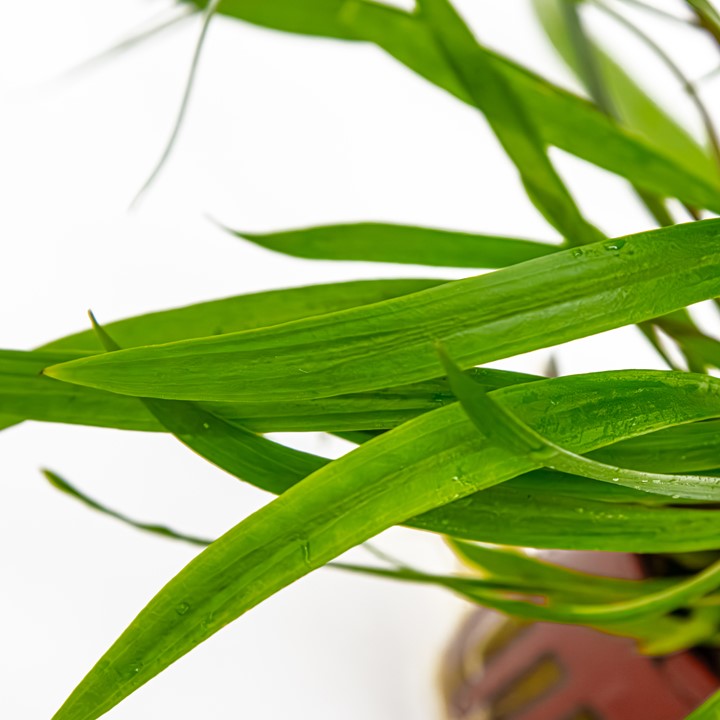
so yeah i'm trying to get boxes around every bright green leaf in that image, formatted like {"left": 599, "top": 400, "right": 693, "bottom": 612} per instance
{"left": 44, "top": 221, "right": 720, "bottom": 403}
{"left": 231, "top": 222, "right": 560, "bottom": 268}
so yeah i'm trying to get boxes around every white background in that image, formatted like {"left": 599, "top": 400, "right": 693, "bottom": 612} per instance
{"left": 1, "top": 1, "right": 719, "bottom": 718}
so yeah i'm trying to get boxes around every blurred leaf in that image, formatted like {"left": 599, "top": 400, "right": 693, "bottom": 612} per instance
{"left": 533, "top": 0, "right": 717, "bottom": 182}
{"left": 337, "top": 557, "right": 720, "bottom": 652}
{"left": 184, "top": 0, "right": 720, "bottom": 212}
{"left": 686, "top": 687, "right": 720, "bottom": 719}
{"left": 187, "top": 0, "right": 357, "bottom": 38}
{"left": 44, "top": 221, "right": 720, "bottom": 403}
{"left": 448, "top": 539, "right": 671, "bottom": 600}
{"left": 231, "top": 222, "right": 560, "bottom": 267}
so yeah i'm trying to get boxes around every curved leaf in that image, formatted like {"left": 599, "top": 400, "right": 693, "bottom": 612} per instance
{"left": 45, "top": 221, "right": 720, "bottom": 402}
{"left": 45, "top": 278, "right": 442, "bottom": 352}
{"left": 232, "top": 222, "right": 560, "bottom": 268}
{"left": 441, "top": 350, "right": 720, "bottom": 501}
{"left": 0, "top": 349, "right": 534, "bottom": 432}
{"left": 417, "top": 0, "right": 603, "bottom": 246}
{"left": 51, "top": 369, "right": 720, "bottom": 719}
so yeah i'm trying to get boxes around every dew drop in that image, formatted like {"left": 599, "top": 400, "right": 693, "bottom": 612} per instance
{"left": 603, "top": 239, "right": 626, "bottom": 252}
{"left": 572, "top": 248, "right": 583, "bottom": 258}
{"left": 175, "top": 601, "right": 191, "bottom": 616}
{"left": 611, "top": 477, "right": 619, "bottom": 482}
{"left": 202, "top": 422, "right": 210, "bottom": 430}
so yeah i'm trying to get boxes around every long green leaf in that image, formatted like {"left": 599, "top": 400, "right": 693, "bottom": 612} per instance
{"left": 48, "top": 467, "right": 699, "bottom": 653}
{"left": 418, "top": 469, "right": 720, "bottom": 553}
{"left": 337, "top": 562, "right": 720, "bottom": 654}
{"left": 0, "top": 278, "right": 446, "bottom": 433}
{"left": 0, "top": 348, "right": 534, "bottom": 432}
{"left": 45, "top": 221, "right": 720, "bottom": 402}
{"left": 231, "top": 222, "right": 560, "bottom": 267}
{"left": 33, "top": 344, "right": 720, "bottom": 555}
{"left": 45, "top": 278, "right": 442, "bottom": 352}
{"left": 417, "top": 0, "right": 603, "bottom": 247}
{"left": 51, "top": 369, "right": 720, "bottom": 719}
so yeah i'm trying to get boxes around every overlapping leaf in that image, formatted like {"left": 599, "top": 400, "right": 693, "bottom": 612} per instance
{"left": 0, "top": 348, "right": 534, "bottom": 432}
{"left": 418, "top": 0, "right": 603, "bottom": 246}
{"left": 441, "top": 350, "right": 720, "bottom": 501}
{"left": 533, "top": 0, "right": 717, "bottom": 182}
{"left": 44, "top": 221, "right": 720, "bottom": 402}
{"left": 45, "top": 278, "right": 442, "bottom": 352}
{"left": 51, "top": 368, "right": 720, "bottom": 719}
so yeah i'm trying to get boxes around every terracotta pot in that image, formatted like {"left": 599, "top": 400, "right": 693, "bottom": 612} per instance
{"left": 440, "top": 552, "right": 720, "bottom": 720}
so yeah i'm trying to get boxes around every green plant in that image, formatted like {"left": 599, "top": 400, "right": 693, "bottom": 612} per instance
{"left": 10, "top": 0, "right": 720, "bottom": 717}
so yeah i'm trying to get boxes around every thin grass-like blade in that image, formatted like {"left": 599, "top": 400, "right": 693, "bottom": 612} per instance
{"left": 231, "top": 222, "right": 560, "bottom": 267}
{"left": 50, "top": 370, "right": 720, "bottom": 719}
{"left": 50, "top": 467, "right": 699, "bottom": 652}
{"left": 336, "top": 561, "right": 720, "bottom": 653}
{"left": 44, "top": 221, "right": 720, "bottom": 402}
{"left": 418, "top": 0, "right": 603, "bottom": 246}
{"left": 448, "top": 539, "right": 670, "bottom": 600}
{"left": 43, "top": 470, "right": 212, "bottom": 546}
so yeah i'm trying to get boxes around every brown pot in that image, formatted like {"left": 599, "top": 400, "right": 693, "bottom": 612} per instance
{"left": 440, "top": 552, "right": 720, "bottom": 720}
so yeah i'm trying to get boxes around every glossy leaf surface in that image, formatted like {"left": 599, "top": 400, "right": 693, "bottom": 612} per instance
{"left": 52, "top": 369, "right": 720, "bottom": 719}
{"left": 45, "top": 221, "right": 720, "bottom": 402}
